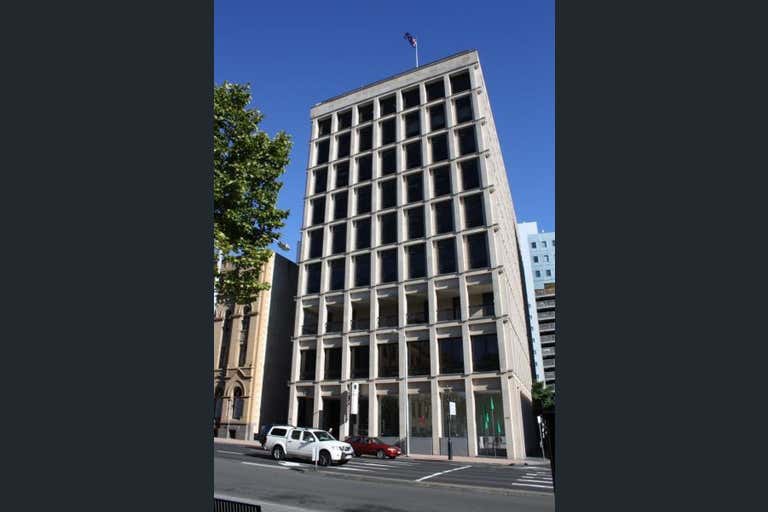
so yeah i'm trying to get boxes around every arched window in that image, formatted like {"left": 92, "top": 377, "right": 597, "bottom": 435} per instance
{"left": 238, "top": 304, "right": 252, "bottom": 367}
{"left": 218, "top": 304, "right": 235, "bottom": 369}
{"left": 233, "top": 388, "right": 244, "bottom": 420}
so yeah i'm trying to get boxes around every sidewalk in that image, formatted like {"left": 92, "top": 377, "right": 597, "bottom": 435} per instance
{"left": 213, "top": 437, "right": 549, "bottom": 466}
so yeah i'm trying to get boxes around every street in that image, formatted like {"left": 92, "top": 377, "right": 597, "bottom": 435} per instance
{"left": 215, "top": 442, "right": 554, "bottom": 512}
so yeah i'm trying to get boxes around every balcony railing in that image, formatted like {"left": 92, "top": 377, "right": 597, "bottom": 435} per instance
{"left": 539, "top": 322, "right": 556, "bottom": 332}
{"left": 406, "top": 311, "right": 427, "bottom": 324}
{"left": 301, "top": 324, "right": 318, "bottom": 335}
{"left": 537, "top": 299, "right": 556, "bottom": 309}
{"left": 538, "top": 311, "right": 556, "bottom": 321}
{"left": 378, "top": 315, "right": 398, "bottom": 328}
{"left": 543, "top": 358, "right": 556, "bottom": 369}
{"left": 325, "top": 320, "right": 343, "bottom": 333}
{"left": 469, "top": 303, "right": 495, "bottom": 318}
{"left": 437, "top": 308, "right": 460, "bottom": 321}
{"left": 540, "top": 334, "right": 556, "bottom": 343}
{"left": 542, "top": 347, "right": 555, "bottom": 357}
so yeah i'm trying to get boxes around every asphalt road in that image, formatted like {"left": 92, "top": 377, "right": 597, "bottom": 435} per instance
{"left": 215, "top": 442, "right": 554, "bottom": 512}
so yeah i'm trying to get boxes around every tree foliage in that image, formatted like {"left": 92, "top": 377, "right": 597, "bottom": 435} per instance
{"left": 532, "top": 381, "right": 555, "bottom": 414}
{"left": 214, "top": 82, "right": 292, "bottom": 304}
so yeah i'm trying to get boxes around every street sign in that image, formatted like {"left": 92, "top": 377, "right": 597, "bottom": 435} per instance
{"left": 350, "top": 382, "right": 359, "bottom": 415}
{"left": 449, "top": 401, "right": 456, "bottom": 416}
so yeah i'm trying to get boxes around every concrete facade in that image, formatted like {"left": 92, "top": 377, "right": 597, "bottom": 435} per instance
{"left": 517, "top": 221, "right": 545, "bottom": 383}
{"left": 527, "top": 231, "right": 555, "bottom": 290}
{"left": 536, "top": 284, "right": 556, "bottom": 389}
{"left": 288, "top": 50, "right": 536, "bottom": 459}
{"left": 213, "top": 253, "right": 298, "bottom": 440}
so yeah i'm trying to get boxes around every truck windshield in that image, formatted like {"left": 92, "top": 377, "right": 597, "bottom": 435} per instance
{"left": 312, "top": 430, "right": 335, "bottom": 441}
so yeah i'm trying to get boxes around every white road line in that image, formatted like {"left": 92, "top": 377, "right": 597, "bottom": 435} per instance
{"left": 415, "top": 465, "right": 472, "bottom": 482}
{"left": 216, "top": 450, "right": 244, "bottom": 455}
{"left": 241, "top": 461, "right": 289, "bottom": 470}
{"left": 520, "top": 478, "right": 553, "bottom": 484}
{"left": 328, "top": 466, "right": 372, "bottom": 472}
{"left": 278, "top": 461, "right": 302, "bottom": 467}
{"left": 347, "top": 461, "right": 392, "bottom": 468}
{"left": 511, "top": 482, "right": 554, "bottom": 489}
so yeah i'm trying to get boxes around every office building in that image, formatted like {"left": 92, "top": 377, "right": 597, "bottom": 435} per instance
{"left": 288, "top": 50, "right": 536, "bottom": 459}
{"left": 528, "top": 231, "right": 555, "bottom": 290}
{"left": 517, "top": 221, "right": 545, "bottom": 383}
{"left": 213, "top": 253, "right": 298, "bottom": 440}
{"left": 536, "top": 284, "right": 556, "bottom": 389}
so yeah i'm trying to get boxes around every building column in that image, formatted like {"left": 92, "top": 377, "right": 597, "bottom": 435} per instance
{"left": 340, "top": 382, "right": 350, "bottom": 440}
{"left": 465, "top": 377, "right": 478, "bottom": 456}
{"left": 431, "top": 379, "right": 441, "bottom": 455}
{"left": 500, "top": 376, "right": 519, "bottom": 459}
{"left": 369, "top": 383, "right": 378, "bottom": 437}
{"left": 287, "top": 385, "right": 298, "bottom": 426}
{"left": 313, "top": 383, "right": 322, "bottom": 429}
{"left": 290, "top": 339, "right": 301, "bottom": 382}
{"left": 398, "top": 329, "right": 408, "bottom": 446}
{"left": 495, "top": 318, "right": 511, "bottom": 373}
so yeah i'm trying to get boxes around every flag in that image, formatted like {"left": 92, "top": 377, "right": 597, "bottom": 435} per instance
{"left": 490, "top": 396, "right": 495, "bottom": 412}
{"left": 404, "top": 32, "right": 417, "bottom": 48}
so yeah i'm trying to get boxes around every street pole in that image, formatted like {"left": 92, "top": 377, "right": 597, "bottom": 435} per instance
{"left": 447, "top": 397, "right": 453, "bottom": 461}
{"left": 491, "top": 403, "right": 496, "bottom": 458}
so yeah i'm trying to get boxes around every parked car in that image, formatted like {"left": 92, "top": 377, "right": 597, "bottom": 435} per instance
{"left": 264, "top": 426, "right": 354, "bottom": 466}
{"left": 344, "top": 436, "right": 402, "bottom": 459}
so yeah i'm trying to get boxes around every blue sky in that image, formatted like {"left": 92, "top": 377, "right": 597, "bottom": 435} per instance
{"left": 215, "top": 0, "right": 554, "bottom": 261}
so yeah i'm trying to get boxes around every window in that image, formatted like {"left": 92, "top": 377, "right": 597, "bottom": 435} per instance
{"left": 380, "top": 179, "right": 397, "bottom": 209}
{"left": 463, "top": 194, "right": 485, "bottom": 228}
{"left": 291, "top": 430, "right": 301, "bottom": 440}
{"left": 544, "top": 255, "right": 550, "bottom": 262}
{"left": 356, "top": 185, "right": 371, "bottom": 214}
{"left": 404, "top": 111, "right": 420, "bottom": 138}
{"left": 531, "top": 242, "right": 537, "bottom": 249}
{"left": 314, "top": 167, "right": 327, "bottom": 194}
{"left": 429, "top": 103, "right": 446, "bottom": 131}
{"left": 324, "top": 348, "right": 342, "bottom": 380}
{"left": 337, "top": 132, "right": 351, "bottom": 158}
{"left": 238, "top": 304, "right": 251, "bottom": 366}
{"left": 436, "top": 238, "right": 457, "bottom": 274}
{"left": 357, "top": 154, "right": 372, "bottom": 182}
{"left": 378, "top": 344, "right": 399, "bottom": 377}
{"left": 379, "top": 395, "right": 399, "bottom": 436}
{"left": 317, "top": 117, "right": 331, "bottom": 136}
{"left": 379, "top": 95, "right": 396, "bottom": 116}
{"left": 355, "top": 218, "right": 371, "bottom": 249}
{"left": 331, "top": 223, "right": 346, "bottom": 254}
{"left": 552, "top": 240, "right": 555, "bottom": 246}
{"left": 471, "top": 334, "right": 500, "bottom": 372}
{"left": 457, "top": 126, "right": 477, "bottom": 155}
{"left": 218, "top": 305, "right": 235, "bottom": 369}
{"left": 439, "top": 337, "right": 464, "bottom": 374}
{"left": 466, "top": 232, "right": 489, "bottom": 269}
{"left": 432, "top": 165, "right": 452, "bottom": 196}
{"left": 333, "top": 191, "right": 348, "bottom": 220}
{"left": 269, "top": 427, "right": 288, "bottom": 438}
{"left": 305, "top": 263, "right": 321, "bottom": 293}
{"left": 542, "top": 241, "right": 548, "bottom": 247}
{"left": 351, "top": 346, "right": 370, "bottom": 378}
{"left": 460, "top": 158, "right": 481, "bottom": 190}
{"left": 380, "top": 118, "right": 396, "bottom": 146}
{"left": 354, "top": 253, "right": 370, "bottom": 287}
{"left": 450, "top": 71, "right": 471, "bottom": 94}
{"left": 402, "top": 86, "right": 420, "bottom": 109}
{"left": 303, "top": 431, "right": 316, "bottom": 443}
{"left": 308, "top": 229, "right": 323, "bottom": 259}
{"left": 454, "top": 94, "right": 474, "bottom": 124}
{"left": 311, "top": 197, "right": 325, "bottom": 225}
{"left": 535, "top": 270, "right": 541, "bottom": 277}
{"left": 546, "top": 269, "right": 552, "bottom": 277}
{"left": 300, "top": 349, "right": 316, "bottom": 380}
{"left": 297, "top": 398, "right": 312, "bottom": 427}
{"left": 338, "top": 110, "right": 352, "bottom": 130}
{"left": 441, "top": 392, "right": 467, "bottom": 437}
{"left": 434, "top": 201, "right": 454, "bottom": 234}
{"left": 533, "top": 256, "right": 539, "bottom": 263}
{"left": 408, "top": 244, "right": 426, "bottom": 279}
{"left": 316, "top": 139, "right": 330, "bottom": 165}
{"left": 405, "top": 141, "right": 422, "bottom": 169}
{"left": 358, "top": 125, "right": 372, "bottom": 152}
{"left": 329, "top": 259, "right": 345, "bottom": 290}
{"left": 407, "top": 340, "right": 430, "bottom": 376}
{"left": 380, "top": 148, "right": 397, "bottom": 175}
{"left": 232, "top": 388, "right": 244, "bottom": 419}
{"left": 406, "top": 206, "right": 425, "bottom": 239}
{"left": 426, "top": 79, "right": 445, "bottom": 101}
{"left": 406, "top": 172, "right": 423, "bottom": 202}
{"left": 335, "top": 161, "right": 349, "bottom": 188}
{"left": 379, "top": 249, "right": 397, "bottom": 283}
{"left": 379, "top": 212, "right": 397, "bottom": 245}
{"left": 358, "top": 102, "right": 373, "bottom": 123}
{"left": 410, "top": 392, "right": 432, "bottom": 437}
{"left": 430, "top": 133, "right": 449, "bottom": 163}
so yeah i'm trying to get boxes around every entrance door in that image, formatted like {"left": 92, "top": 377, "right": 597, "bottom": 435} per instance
{"left": 322, "top": 398, "right": 341, "bottom": 437}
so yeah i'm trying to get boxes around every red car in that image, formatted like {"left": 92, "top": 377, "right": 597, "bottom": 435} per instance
{"left": 345, "top": 436, "right": 402, "bottom": 459}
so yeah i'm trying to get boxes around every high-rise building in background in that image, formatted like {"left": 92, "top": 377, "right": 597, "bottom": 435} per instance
{"left": 213, "top": 253, "right": 298, "bottom": 440}
{"left": 527, "top": 231, "right": 555, "bottom": 290}
{"left": 517, "top": 221, "right": 545, "bottom": 383}
{"left": 287, "top": 50, "right": 537, "bottom": 459}
{"left": 536, "top": 283, "right": 556, "bottom": 389}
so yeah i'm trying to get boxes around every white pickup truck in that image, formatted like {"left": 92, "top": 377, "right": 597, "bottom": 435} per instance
{"left": 264, "top": 426, "right": 354, "bottom": 466}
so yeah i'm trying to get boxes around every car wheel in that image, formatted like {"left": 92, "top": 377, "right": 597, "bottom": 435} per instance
{"left": 318, "top": 450, "right": 331, "bottom": 467}
{"left": 272, "top": 446, "right": 284, "bottom": 461}
{"left": 377, "top": 449, "right": 385, "bottom": 459}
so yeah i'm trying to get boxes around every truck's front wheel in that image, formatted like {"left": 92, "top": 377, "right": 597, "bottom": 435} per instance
{"left": 318, "top": 450, "right": 331, "bottom": 467}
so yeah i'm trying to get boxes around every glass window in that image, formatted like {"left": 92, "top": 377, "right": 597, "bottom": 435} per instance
{"left": 378, "top": 344, "right": 399, "bottom": 378}
{"left": 380, "top": 148, "right": 397, "bottom": 176}
{"left": 466, "top": 232, "right": 489, "bottom": 269}
{"left": 331, "top": 223, "right": 346, "bottom": 254}
{"left": 471, "top": 334, "right": 500, "bottom": 372}
{"left": 379, "top": 249, "right": 397, "bottom": 283}
{"left": 380, "top": 118, "right": 396, "bottom": 146}
{"left": 357, "top": 154, "right": 372, "bottom": 182}
{"left": 355, "top": 218, "right": 371, "bottom": 250}
{"left": 337, "top": 132, "right": 351, "bottom": 158}
{"left": 324, "top": 347, "right": 342, "bottom": 380}
{"left": 358, "top": 103, "right": 373, "bottom": 123}
{"left": 308, "top": 229, "right": 323, "bottom": 259}
{"left": 546, "top": 270, "right": 552, "bottom": 277}
{"left": 460, "top": 158, "right": 481, "bottom": 190}
{"left": 311, "top": 197, "right": 325, "bottom": 225}
{"left": 450, "top": 71, "right": 471, "bottom": 94}
{"left": 238, "top": 304, "right": 251, "bottom": 367}
{"left": 533, "top": 256, "right": 539, "bottom": 263}
{"left": 358, "top": 125, "right": 372, "bottom": 152}
{"left": 432, "top": 165, "right": 452, "bottom": 196}
{"left": 429, "top": 103, "right": 446, "bottom": 131}
{"left": 406, "top": 173, "right": 423, "bottom": 202}
{"left": 335, "top": 161, "right": 349, "bottom": 188}
{"left": 410, "top": 392, "right": 432, "bottom": 437}
{"left": 303, "top": 431, "right": 317, "bottom": 442}
{"left": 454, "top": 95, "right": 474, "bottom": 124}
{"left": 333, "top": 191, "right": 348, "bottom": 220}
{"left": 404, "top": 111, "right": 421, "bottom": 139}
{"left": 314, "top": 167, "right": 328, "bottom": 194}
{"left": 436, "top": 238, "right": 457, "bottom": 274}
{"left": 379, "top": 395, "right": 399, "bottom": 436}
{"left": 402, "top": 87, "right": 420, "bottom": 109}
{"left": 316, "top": 139, "right": 330, "bottom": 165}
{"left": 408, "top": 244, "right": 426, "bottom": 279}
{"left": 297, "top": 398, "right": 313, "bottom": 428}
{"left": 544, "top": 255, "right": 550, "bottom": 262}
{"left": 431, "top": 133, "right": 449, "bottom": 163}
{"left": 380, "top": 212, "right": 397, "bottom": 245}
{"left": 406, "top": 206, "right": 425, "bottom": 239}
{"left": 434, "top": 201, "right": 454, "bottom": 234}
{"left": 531, "top": 242, "right": 537, "bottom": 249}
{"left": 474, "top": 392, "right": 506, "bottom": 457}
{"left": 379, "top": 95, "right": 396, "bottom": 116}
{"left": 408, "top": 340, "right": 430, "bottom": 376}
{"left": 380, "top": 179, "right": 397, "bottom": 209}
{"left": 300, "top": 349, "right": 316, "bottom": 380}
{"left": 463, "top": 194, "right": 485, "bottom": 228}
{"left": 441, "top": 391, "right": 467, "bottom": 437}
{"left": 317, "top": 117, "right": 332, "bottom": 137}
{"left": 426, "top": 79, "right": 445, "bottom": 101}
{"left": 338, "top": 110, "right": 352, "bottom": 130}
{"left": 542, "top": 241, "right": 548, "bottom": 247}
{"left": 233, "top": 388, "right": 244, "bottom": 419}
{"left": 291, "top": 429, "right": 301, "bottom": 440}
{"left": 405, "top": 140, "right": 422, "bottom": 170}
{"left": 354, "top": 253, "right": 370, "bottom": 287}
{"left": 457, "top": 126, "right": 477, "bottom": 156}
{"left": 351, "top": 345, "right": 370, "bottom": 379}
{"left": 305, "top": 263, "right": 321, "bottom": 294}
{"left": 535, "top": 270, "right": 541, "bottom": 277}
{"left": 439, "top": 337, "right": 464, "bottom": 374}
{"left": 357, "top": 185, "right": 371, "bottom": 215}
{"left": 329, "top": 259, "right": 345, "bottom": 291}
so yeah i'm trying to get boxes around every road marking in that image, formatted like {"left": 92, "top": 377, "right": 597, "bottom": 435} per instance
{"left": 511, "top": 482, "right": 553, "bottom": 489}
{"left": 347, "top": 461, "right": 392, "bottom": 468}
{"left": 278, "top": 461, "right": 302, "bottom": 467}
{"left": 216, "top": 450, "right": 244, "bottom": 455}
{"left": 328, "top": 466, "right": 372, "bottom": 472}
{"left": 520, "top": 478, "right": 553, "bottom": 484}
{"left": 241, "top": 461, "right": 289, "bottom": 470}
{"left": 415, "top": 465, "right": 472, "bottom": 482}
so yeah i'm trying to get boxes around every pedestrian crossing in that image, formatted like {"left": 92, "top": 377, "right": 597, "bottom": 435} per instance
{"left": 511, "top": 469, "right": 553, "bottom": 489}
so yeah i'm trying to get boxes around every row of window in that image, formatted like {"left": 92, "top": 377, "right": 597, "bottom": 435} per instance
{"left": 534, "top": 269, "right": 553, "bottom": 278}
{"left": 315, "top": 70, "right": 473, "bottom": 138}
{"left": 532, "top": 255, "right": 551, "bottom": 263}
{"left": 530, "top": 240, "right": 555, "bottom": 249}
{"left": 305, "top": 193, "right": 486, "bottom": 259}
{"left": 303, "top": 232, "right": 490, "bottom": 294}
{"left": 298, "top": 333, "right": 500, "bottom": 381}
{"left": 311, "top": 126, "right": 480, "bottom": 197}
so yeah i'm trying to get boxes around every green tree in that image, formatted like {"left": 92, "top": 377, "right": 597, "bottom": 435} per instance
{"left": 532, "top": 381, "right": 555, "bottom": 415}
{"left": 214, "top": 82, "right": 292, "bottom": 305}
